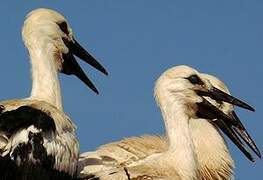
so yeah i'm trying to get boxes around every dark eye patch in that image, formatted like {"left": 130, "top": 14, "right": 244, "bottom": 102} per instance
{"left": 57, "top": 21, "right": 69, "bottom": 35}
{"left": 186, "top": 74, "right": 204, "bottom": 85}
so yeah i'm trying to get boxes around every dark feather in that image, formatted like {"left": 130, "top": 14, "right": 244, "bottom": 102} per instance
{"left": 0, "top": 105, "right": 75, "bottom": 180}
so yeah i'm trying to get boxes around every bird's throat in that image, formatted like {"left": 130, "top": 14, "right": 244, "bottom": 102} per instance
{"left": 29, "top": 47, "right": 63, "bottom": 110}
{"left": 160, "top": 100, "right": 199, "bottom": 179}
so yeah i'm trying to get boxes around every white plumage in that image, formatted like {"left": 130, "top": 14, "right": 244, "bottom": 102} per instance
{"left": 0, "top": 8, "right": 107, "bottom": 180}
{"left": 0, "top": 7, "right": 260, "bottom": 180}
{"left": 78, "top": 65, "right": 260, "bottom": 180}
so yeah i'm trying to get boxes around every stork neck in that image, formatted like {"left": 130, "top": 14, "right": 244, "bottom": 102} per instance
{"left": 28, "top": 45, "right": 63, "bottom": 111}
{"left": 158, "top": 96, "right": 198, "bottom": 179}
{"left": 190, "top": 119, "right": 234, "bottom": 179}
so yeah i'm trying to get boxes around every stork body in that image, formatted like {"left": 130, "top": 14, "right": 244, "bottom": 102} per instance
{"left": 0, "top": 8, "right": 107, "bottom": 180}
{"left": 78, "top": 66, "right": 260, "bottom": 180}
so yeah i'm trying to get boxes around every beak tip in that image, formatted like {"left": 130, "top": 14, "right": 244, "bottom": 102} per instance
{"left": 93, "top": 88, "right": 99, "bottom": 95}
{"left": 242, "top": 104, "right": 255, "bottom": 112}
{"left": 245, "top": 105, "right": 255, "bottom": 112}
{"left": 247, "top": 154, "right": 255, "bottom": 162}
{"left": 257, "top": 152, "right": 262, "bottom": 159}
{"left": 103, "top": 69, "right": 109, "bottom": 76}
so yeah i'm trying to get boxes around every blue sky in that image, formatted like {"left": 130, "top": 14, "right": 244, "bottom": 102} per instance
{"left": 0, "top": 1, "right": 262, "bottom": 179}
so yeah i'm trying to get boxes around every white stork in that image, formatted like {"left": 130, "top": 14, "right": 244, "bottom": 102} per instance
{"left": 0, "top": 8, "right": 107, "bottom": 180}
{"left": 78, "top": 65, "right": 260, "bottom": 180}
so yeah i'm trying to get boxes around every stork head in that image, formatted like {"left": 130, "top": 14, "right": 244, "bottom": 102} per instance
{"left": 22, "top": 8, "right": 108, "bottom": 94}
{"left": 154, "top": 65, "right": 260, "bottom": 161}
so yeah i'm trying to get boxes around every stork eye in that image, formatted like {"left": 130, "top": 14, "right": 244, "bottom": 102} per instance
{"left": 57, "top": 21, "right": 69, "bottom": 35}
{"left": 187, "top": 75, "right": 204, "bottom": 85}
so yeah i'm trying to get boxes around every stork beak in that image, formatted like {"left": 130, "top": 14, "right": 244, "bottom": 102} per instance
{"left": 196, "top": 87, "right": 260, "bottom": 162}
{"left": 196, "top": 86, "right": 255, "bottom": 111}
{"left": 230, "top": 111, "right": 261, "bottom": 158}
{"left": 61, "top": 37, "right": 108, "bottom": 94}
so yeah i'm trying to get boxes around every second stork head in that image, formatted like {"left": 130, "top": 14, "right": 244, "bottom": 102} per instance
{"left": 154, "top": 65, "right": 260, "bottom": 162}
{"left": 22, "top": 8, "right": 108, "bottom": 94}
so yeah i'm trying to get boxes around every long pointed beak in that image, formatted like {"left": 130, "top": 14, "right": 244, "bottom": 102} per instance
{"left": 61, "top": 37, "right": 108, "bottom": 94}
{"left": 212, "top": 117, "right": 255, "bottom": 161}
{"left": 62, "top": 53, "right": 99, "bottom": 94}
{"left": 195, "top": 87, "right": 260, "bottom": 162}
{"left": 64, "top": 37, "right": 108, "bottom": 75}
{"left": 197, "top": 99, "right": 258, "bottom": 161}
{"left": 196, "top": 86, "right": 255, "bottom": 111}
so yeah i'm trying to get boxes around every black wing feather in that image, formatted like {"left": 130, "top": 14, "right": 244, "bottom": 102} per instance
{"left": 0, "top": 106, "right": 74, "bottom": 180}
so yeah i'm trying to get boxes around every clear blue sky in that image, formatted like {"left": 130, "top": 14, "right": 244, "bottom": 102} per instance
{"left": 0, "top": 1, "right": 262, "bottom": 179}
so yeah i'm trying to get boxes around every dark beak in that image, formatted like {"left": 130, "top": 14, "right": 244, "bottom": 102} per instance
{"left": 196, "top": 87, "right": 260, "bottom": 162}
{"left": 196, "top": 87, "right": 254, "bottom": 111}
{"left": 230, "top": 111, "right": 261, "bottom": 158}
{"left": 61, "top": 37, "right": 108, "bottom": 94}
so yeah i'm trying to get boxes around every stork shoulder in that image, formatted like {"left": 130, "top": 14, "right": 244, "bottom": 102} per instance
{"left": 0, "top": 99, "right": 79, "bottom": 179}
{"left": 0, "top": 99, "right": 76, "bottom": 132}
